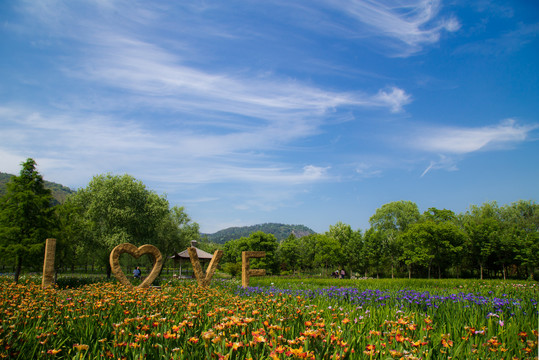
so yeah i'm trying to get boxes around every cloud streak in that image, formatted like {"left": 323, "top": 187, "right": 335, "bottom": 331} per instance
{"left": 411, "top": 119, "right": 537, "bottom": 176}
{"left": 413, "top": 119, "right": 535, "bottom": 154}
{"left": 323, "top": 0, "right": 460, "bottom": 56}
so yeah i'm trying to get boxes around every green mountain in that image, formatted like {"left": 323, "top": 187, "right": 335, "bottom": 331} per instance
{"left": 0, "top": 172, "right": 75, "bottom": 204}
{"left": 203, "top": 223, "right": 315, "bottom": 244}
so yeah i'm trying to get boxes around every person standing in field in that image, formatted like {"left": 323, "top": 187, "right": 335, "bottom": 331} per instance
{"left": 133, "top": 266, "right": 141, "bottom": 279}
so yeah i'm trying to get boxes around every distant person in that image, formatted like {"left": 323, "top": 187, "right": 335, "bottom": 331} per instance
{"left": 133, "top": 266, "right": 141, "bottom": 279}
{"left": 340, "top": 269, "right": 346, "bottom": 279}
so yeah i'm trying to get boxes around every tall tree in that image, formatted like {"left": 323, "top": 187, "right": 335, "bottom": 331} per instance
{"left": 363, "top": 229, "right": 386, "bottom": 278}
{"left": 369, "top": 201, "right": 420, "bottom": 278}
{"left": 326, "top": 222, "right": 363, "bottom": 274}
{"left": 247, "top": 231, "right": 279, "bottom": 274}
{"left": 156, "top": 205, "right": 200, "bottom": 260}
{"left": 297, "top": 234, "right": 318, "bottom": 271}
{"left": 65, "top": 174, "right": 196, "bottom": 277}
{"left": 421, "top": 208, "right": 465, "bottom": 278}
{"left": 313, "top": 234, "right": 342, "bottom": 275}
{"left": 399, "top": 213, "right": 465, "bottom": 279}
{"left": 277, "top": 234, "right": 300, "bottom": 273}
{"left": 501, "top": 200, "right": 539, "bottom": 279}
{"left": 0, "top": 159, "right": 54, "bottom": 282}
{"left": 463, "top": 202, "right": 501, "bottom": 279}
{"left": 398, "top": 224, "right": 433, "bottom": 279}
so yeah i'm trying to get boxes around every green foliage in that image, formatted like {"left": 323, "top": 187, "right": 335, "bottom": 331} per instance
{"left": 369, "top": 200, "right": 420, "bottom": 278}
{"left": 205, "top": 222, "right": 314, "bottom": 243}
{"left": 60, "top": 173, "right": 199, "bottom": 277}
{"left": 399, "top": 210, "right": 465, "bottom": 279}
{"left": 276, "top": 235, "right": 300, "bottom": 272}
{"left": 369, "top": 200, "right": 420, "bottom": 233}
{"left": 221, "top": 262, "right": 242, "bottom": 277}
{"left": 312, "top": 234, "right": 341, "bottom": 273}
{"left": 1, "top": 165, "right": 536, "bottom": 281}
{"left": 0, "top": 159, "right": 55, "bottom": 282}
{"left": 326, "top": 221, "right": 363, "bottom": 273}
{"left": 222, "top": 231, "right": 279, "bottom": 274}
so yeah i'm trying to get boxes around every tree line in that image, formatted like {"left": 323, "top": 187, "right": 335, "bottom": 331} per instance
{"left": 0, "top": 159, "right": 537, "bottom": 282}
{"left": 0, "top": 159, "right": 199, "bottom": 282}
{"left": 213, "top": 203, "right": 538, "bottom": 280}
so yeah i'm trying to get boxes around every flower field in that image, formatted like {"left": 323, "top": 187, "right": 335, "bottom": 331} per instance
{"left": 0, "top": 277, "right": 537, "bottom": 359}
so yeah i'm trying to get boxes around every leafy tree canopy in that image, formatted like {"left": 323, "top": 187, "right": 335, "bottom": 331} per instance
{"left": 64, "top": 173, "right": 198, "bottom": 276}
{"left": 0, "top": 159, "right": 55, "bottom": 282}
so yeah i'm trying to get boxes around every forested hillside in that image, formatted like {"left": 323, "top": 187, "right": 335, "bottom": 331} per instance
{"left": 0, "top": 172, "right": 74, "bottom": 204}
{"left": 204, "top": 223, "right": 315, "bottom": 243}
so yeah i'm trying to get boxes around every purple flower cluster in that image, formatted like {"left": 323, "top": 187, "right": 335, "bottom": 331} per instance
{"left": 235, "top": 285, "right": 535, "bottom": 316}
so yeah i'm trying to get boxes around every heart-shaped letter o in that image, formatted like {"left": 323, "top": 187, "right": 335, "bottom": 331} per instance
{"left": 109, "top": 243, "right": 163, "bottom": 288}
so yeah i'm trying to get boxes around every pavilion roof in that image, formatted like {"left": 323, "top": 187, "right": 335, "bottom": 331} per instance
{"left": 170, "top": 246, "right": 214, "bottom": 261}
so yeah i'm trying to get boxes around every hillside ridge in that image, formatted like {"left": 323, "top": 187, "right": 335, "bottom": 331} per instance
{"left": 0, "top": 172, "right": 74, "bottom": 204}
{"left": 203, "top": 222, "right": 315, "bottom": 243}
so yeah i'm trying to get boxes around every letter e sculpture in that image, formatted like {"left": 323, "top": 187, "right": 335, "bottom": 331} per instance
{"left": 242, "top": 251, "right": 266, "bottom": 288}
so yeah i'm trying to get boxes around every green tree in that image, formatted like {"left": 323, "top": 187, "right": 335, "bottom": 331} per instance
{"left": 369, "top": 200, "right": 420, "bottom": 278}
{"left": 399, "top": 215, "right": 465, "bottom": 279}
{"left": 156, "top": 206, "right": 200, "bottom": 261}
{"left": 297, "top": 234, "right": 318, "bottom": 272}
{"left": 501, "top": 200, "right": 539, "bottom": 279}
{"left": 398, "top": 224, "right": 433, "bottom": 279}
{"left": 463, "top": 202, "right": 501, "bottom": 279}
{"left": 247, "top": 231, "right": 279, "bottom": 274}
{"left": 221, "top": 232, "right": 278, "bottom": 274}
{"left": 65, "top": 174, "right": 195, "bottom": 277}
{"left": 277, "top": 234, "right": 300, "bottom": 273}
{"left": 0, "top": 159, "right": 55, "bottom": 282}
{"left": 363, "top": 229, "right": 386, "bottom": 278}
{"left": 326, "top": 222, "right": 363, "bottom": 274}
{"left": 313, "top": 234, "right": 342, "bottom": 275}
{"left": 421, "top": 208, "right": 465, "bottom": 278}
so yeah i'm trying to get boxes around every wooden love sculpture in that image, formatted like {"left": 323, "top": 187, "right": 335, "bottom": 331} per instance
{"left": 188, "top": 247, "right": 223, "bottom": 288}
{"left": 42, "top": 239, "right": 265, "bottom": 290}
{"left": 109, "top": 243, "right": 164, "bottom": 288}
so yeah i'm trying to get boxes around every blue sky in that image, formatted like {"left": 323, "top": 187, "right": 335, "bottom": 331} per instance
{"left": 1, "top": 0, "right": 537, "bottom": 233}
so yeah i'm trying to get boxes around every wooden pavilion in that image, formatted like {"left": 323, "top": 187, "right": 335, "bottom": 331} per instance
{"left": 169, "top": 240, "right": 214, "bottom": 278}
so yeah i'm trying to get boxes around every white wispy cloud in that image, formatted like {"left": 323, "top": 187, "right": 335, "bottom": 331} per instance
{"left": 323, "top": 0, "right": 460, "bottom": 56}
{"left": 355, "top": 163, "right": 383, "bottom": 178}
{"left": 3, "top": 0, "right": 414, "bottom": 192}
{"left": 420, "top": 154, "right": 459, "bottom": 177}
{"left": 413, "top": 119, "right": 535, "bottom": 154}
{"left": 74, "top": 34, "right": 411, "bottom": 120}
{"left": 411, "top": 119, "right": 537, "bottom": 176}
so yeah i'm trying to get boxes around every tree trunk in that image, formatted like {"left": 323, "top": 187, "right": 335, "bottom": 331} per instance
{"left": 502, "top": 265, "right": 506, "bottom": 280}
{"left": 479, "top": 263, "right": 483, "bottom": 280}
{"left": 14, "top": 255, "right": 22, "bottom": 284}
